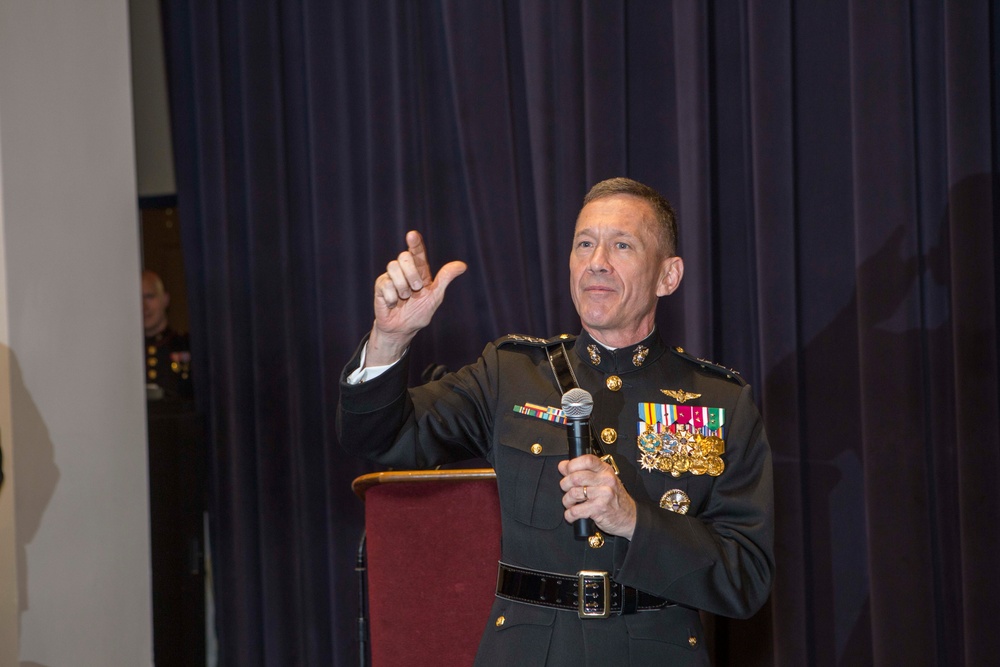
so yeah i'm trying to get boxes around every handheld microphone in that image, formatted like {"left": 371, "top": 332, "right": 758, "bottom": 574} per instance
{"left": 561, "top": 388, "right": 595, "bottom": 539}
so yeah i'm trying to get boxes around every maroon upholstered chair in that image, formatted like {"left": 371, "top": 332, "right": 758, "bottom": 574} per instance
{"left": 353, "top": 469, "right": 502, "bottom": 667}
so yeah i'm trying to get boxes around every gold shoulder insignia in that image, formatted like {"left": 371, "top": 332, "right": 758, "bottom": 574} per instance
{"left": 661, "top": 389, "right": 702, "bottom": 403}
{"left": 506, "top": 334, "right": 548, "bottom": 343}
{"left": 670, "top": 346, "right": 746, "bottom": 386}
{"left": 496, "top": 333, "right": 576, "bottom": 348}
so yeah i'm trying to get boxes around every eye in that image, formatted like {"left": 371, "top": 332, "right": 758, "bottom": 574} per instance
{"left": 577, "top": 240, "right": 593, "bottom": 248}
{"left": 616, "top": 242, "right": 631, "bottom": 250}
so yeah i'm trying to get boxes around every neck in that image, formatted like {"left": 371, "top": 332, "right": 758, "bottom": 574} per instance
{"left": 584, "top": 323, "right": 654, "bottom": 349}
{"left": 145, "top": 323, "right": 167, "bottom": 338}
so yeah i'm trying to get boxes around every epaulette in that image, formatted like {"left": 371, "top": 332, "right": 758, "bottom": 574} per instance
{"left": 670, "top": 346, "right": 746, "bottom": 386}
{"left": 496, "top": 333, "right": 576, "bottom": 348}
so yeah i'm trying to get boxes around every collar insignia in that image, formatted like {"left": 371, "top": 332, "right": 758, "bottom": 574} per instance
{"left": 587, "top": 344, "right": 602, "bottom": 365}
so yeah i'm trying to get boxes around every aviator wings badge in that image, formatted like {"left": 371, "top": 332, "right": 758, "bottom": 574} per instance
{"left": 661, "top": 389, "right": 701, "bottom": 403}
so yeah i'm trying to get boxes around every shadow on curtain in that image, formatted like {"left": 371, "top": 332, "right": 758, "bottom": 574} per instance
{"left": 161, "top": 1, "right": 1000, "bottom": 665}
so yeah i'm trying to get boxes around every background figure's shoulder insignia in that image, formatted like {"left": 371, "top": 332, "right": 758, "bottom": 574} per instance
{"left": 670, "top": 347, "right": 746, "bottom": 386}
{"left": 497, "top": 333, "right": 575, "bottom": 348}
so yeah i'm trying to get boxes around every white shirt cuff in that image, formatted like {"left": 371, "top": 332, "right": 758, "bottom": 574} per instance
{"left": 345, "top": 342, "right": 402, "bottom": 384}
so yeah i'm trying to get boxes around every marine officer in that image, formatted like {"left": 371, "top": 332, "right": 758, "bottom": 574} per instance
{"left": 338, "top": 177, "right": 774, "bottom": 665}
{"left": 143, "top": 269, "right": 192, "bottom": 400}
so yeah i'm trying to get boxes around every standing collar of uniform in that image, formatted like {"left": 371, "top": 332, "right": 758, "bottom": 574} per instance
{"left": 573, "top": 328, "right": 666, "bottom": 375}
{"left": 146, "top": 327, "right": 178, "bottom": 346}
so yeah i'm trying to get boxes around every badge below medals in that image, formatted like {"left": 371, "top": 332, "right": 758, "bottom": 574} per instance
{"left": 660, "top": 489, "right": 691, "bottom": 514}
{"left": 636, "top": 403, "right": 726, "bottom": 477}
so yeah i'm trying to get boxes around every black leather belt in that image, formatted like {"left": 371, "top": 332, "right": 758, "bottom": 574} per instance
{"left": 495, "top": 562, "right": 671, "bottom": 619}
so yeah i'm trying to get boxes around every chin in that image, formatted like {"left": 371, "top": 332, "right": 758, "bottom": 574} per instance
{"left": 580, "top": 315, "right": 614, "bottom": 332}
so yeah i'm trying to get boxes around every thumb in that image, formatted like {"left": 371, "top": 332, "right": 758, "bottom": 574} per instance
{"left": 433, "top": 260, "right": 468, "bottom": 292}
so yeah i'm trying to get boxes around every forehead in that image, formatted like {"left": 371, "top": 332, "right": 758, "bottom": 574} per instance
{"left": 574, "top": 195, "right": 657, "bottom": 237}
{"left": 142, "top": 276, "right": 162, "bottom": 294}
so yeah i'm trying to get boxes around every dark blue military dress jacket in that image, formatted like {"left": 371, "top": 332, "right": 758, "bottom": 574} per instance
{"left": 338, "top": 329, "right": 774, "bottom": 666}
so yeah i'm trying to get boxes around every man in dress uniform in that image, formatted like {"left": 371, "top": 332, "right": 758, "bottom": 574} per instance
{"left": 338, "top": 178, "right": 773, "bottom": 665}
{"left": 143, "top": 269, "right": 193, "bottom": 400}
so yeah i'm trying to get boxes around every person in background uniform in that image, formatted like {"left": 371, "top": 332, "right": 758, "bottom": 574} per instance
{"left": 143, "top": 269, "right": 192, "bottom": 400}
{"left": 338, "top": 178, "right": 774, "bottom": 666}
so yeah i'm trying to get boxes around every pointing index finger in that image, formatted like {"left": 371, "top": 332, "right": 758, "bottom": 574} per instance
{"left": 406, "top": 230, "right": 432, "bottom": 282}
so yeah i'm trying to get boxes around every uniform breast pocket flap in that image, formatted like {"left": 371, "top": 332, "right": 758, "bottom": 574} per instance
{"left": 496, "top": 416, "right": 567, "bottom": 529}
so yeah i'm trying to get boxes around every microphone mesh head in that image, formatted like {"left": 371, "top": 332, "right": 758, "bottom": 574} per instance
{"left": 561, "top": 388, "right": 594, "bottom": 419}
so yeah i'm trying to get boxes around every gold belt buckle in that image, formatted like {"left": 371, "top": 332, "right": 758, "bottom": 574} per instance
{"left": 577, "top": 570, "right": 611, "bottom": 618}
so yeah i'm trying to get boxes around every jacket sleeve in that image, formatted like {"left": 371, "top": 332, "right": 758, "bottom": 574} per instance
{"left": 336, "top": 336, "right": 497, "bottom": 468}
{"left": 614, "top": 382, "right": 774, "bottom": 619}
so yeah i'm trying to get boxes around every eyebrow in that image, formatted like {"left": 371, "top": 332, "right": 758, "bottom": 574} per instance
{"left": 574, "top": 227, "right": 643, "bottom": 243}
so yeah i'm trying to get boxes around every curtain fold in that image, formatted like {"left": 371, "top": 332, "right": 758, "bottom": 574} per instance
{"left": 161, "top": 1, "right": 999, "bottom": 665}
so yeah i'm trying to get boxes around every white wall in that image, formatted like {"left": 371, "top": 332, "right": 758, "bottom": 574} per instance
{"left": 130, "top": 0, "right": 177, "bottom": 198}
{"left": 0, "top": 1, "right": 153, "bottom": 665}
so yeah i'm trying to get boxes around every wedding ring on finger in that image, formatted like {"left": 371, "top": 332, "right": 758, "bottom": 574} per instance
{"left": 582, "top": 486, "right": 589, "bottom": 501}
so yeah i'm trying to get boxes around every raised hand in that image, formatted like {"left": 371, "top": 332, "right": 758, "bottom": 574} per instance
{"left": 366, "top": 230, "right": 467, "bottom": 366}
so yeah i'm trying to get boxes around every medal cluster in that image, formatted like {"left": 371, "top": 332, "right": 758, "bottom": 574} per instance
{"left": 638, "top": 425, "right": 725, "bottom": 477}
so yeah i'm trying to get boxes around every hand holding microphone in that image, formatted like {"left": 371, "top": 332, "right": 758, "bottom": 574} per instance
{"left": 559, "top": 388, "right": 639, "bottom": 541}
{"left": 561, "top": 388, "right": 595, "bottom": 539}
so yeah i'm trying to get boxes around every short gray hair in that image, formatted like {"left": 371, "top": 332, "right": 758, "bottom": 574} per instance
{"left": 583, "top": 177, "right": 679, "bottom": 256}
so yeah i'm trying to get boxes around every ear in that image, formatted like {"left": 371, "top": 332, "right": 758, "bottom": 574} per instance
{"left": 656, "top": 256, "right": 684, "bottom": 297}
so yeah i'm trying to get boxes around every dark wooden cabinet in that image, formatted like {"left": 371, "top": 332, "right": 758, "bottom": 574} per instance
{"left": 147, "top": 399, "right": 207, "bottom": 667}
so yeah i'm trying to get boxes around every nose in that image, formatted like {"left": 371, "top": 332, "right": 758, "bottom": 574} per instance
{"left": 588, "top": 244, "right": 610, "bottom": 273}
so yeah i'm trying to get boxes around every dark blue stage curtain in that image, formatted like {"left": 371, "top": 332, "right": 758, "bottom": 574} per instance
{"left": 161, "top": 2, "right": 1000, "bottom": 665}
